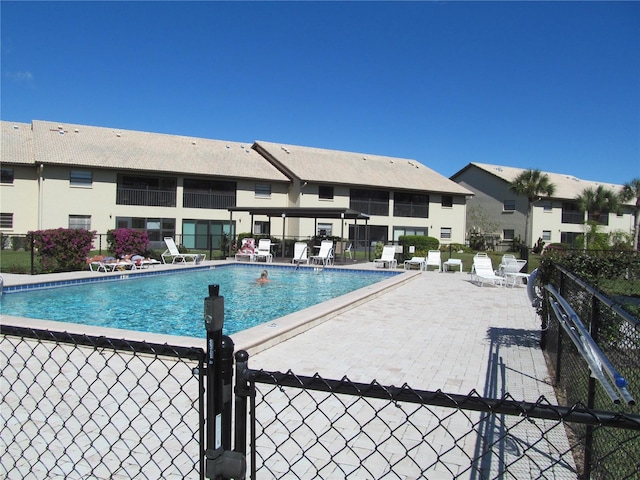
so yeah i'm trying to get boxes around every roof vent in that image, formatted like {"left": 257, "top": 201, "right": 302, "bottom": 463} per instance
{"left": 116, "top": 132, "right": 121, "bottom": 137}
{"left": 74, "top": 129, "right": 79, "bottom": 133}
{"left": 192, "top": 141, "right": 196, "bottom": 145}
{"left": 226, "top": 145, "right": 230, "bottom": 149}
{"left": 495, "top": 167, "right": 503, "bottom": 172}
{"left": 13, "top": 125, "right": 18, "bottom": 130}
{"left": 363, "top": 156, "right": 367, "bottom": 161}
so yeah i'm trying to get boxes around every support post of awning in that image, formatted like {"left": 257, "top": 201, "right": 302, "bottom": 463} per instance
{"left": 340, "top": 213, "right": 345, "bottom": 264}
{"left": 281, "top": 213, "right": 286, "bottom": 260}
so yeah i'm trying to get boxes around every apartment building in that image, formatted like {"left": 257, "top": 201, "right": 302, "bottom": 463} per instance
{"left": 1, "top": 120, "right": 472, "bottom": 250}
{"left": 451, "top": 162, "right": 635, "bottom": 249}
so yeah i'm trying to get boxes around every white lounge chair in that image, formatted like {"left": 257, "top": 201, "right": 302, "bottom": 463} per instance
{"left": 499, "top": 254, "right": 528, "bottom": 286}
{"left": 443, "top": 258, "right": 463, "bottom": 272}
{"left": 471, "top": 255, "right": 505, "bottom": 287}
{"left": 292, "top": 242, "right": 308, "bottom": 265}
{"left": 254, "top": 239, "right": 273, "bottom": 263}
{"left": 499, "top": 255, "right": 527, "bottom": 275}
{"left": 161, "top": 237, "right": 204, "bottom": 264}
{"left": 309, "top": 240, "right": 334, "bottom": 266}
{"left": 404, "top": 256, "right": 426, "bottom": 270}
{"left": 374, "top": 245, "right": 397, "bottom": 269}
{"left": 89, "top": 259, "right": 118, "bottom": 272}
{"left": 235, "top": 238, "right": 256, "bottom": 262}
{"left": 425, "top": 250, "right": 442, "bottom": 272}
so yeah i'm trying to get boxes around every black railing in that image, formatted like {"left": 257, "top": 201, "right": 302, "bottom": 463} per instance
{"left": 537, "top": 261, "right": 640, "bottom": 479}
{"left": 393, "top": 203, "right": 429, "bottom": 218}
{"left": 349, "top": 199, "right": 389, "bottom": 216}
{"left": 183, "top": 191, "right": 236, "bottom": 209}
{"left": 116, "top": 187, "right": 176, "bottom": 207}
{"left": 562, "top": 210, "right": 584, "bottom": 224}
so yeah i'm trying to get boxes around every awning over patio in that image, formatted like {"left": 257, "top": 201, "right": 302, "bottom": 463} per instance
{"left": 227, "top": 207, "right": 370, "bottom": 260}
{"left": 227, "top": 207, "right": 369, "bottom": 220}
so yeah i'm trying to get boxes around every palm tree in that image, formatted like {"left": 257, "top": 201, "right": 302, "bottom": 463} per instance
{"left": 509, "top": 169, "right": 556, "bottom": 247}
{"left": 620, "top": 178, "right": 640, "bottom": 251}
{"left": 575, "top": 185, "right": 620, "bottom": 249}
{"left": 576, "top": 185, "right": 620, "bottom": 223}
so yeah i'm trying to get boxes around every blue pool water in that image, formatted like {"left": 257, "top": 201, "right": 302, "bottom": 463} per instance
{"left": 1, "top": 265, "right": 395, "bottom": 337}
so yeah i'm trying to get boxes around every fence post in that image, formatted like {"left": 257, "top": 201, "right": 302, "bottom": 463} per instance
{"left": 203, "top": 285, "right": 246, "bottom": 480}
{"left": 220, "top": 335, "right": 234, "bottom": 451}
{"left": 582, "top": 295, "right": 601, "bottom": 479}
{"left": 234, "top": 350, "right": 249, "bottom": 459}
{"left": 30, "top": 234, "right": 35, "bottom": 275}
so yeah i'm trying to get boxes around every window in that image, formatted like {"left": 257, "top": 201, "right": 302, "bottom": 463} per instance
{"left": 255, "top": 184, "right": 271, "bottom": 198}
{"left": 1, "top": 168, "right": 14, "bottom": 184}
{"left": 115, "top": 217, "right": 175, "bottom": 247}
{"left": 562, "top": 202, "right": 583, "bottom": 224}
{"left": 70, "top": 170, "right": 92, "bottom": 187}
{"left": 317, "top": 223, "right": 333, "bottom": 237}
{"left": 350, "top": 188, "right": 389, "bottom": 216}
{"left": 440, "top": 227, "right": 452, "bottom": 240}
{"left": 503, "top": 200, "right": 516, "bottom": 212}
{"left": 561, "top": 231, "right": 580, "bottom": 245}
{"left": 318, "top": 185, "right": 334, "bottom": 200}
{"left": 393, "top": 192, "right": 429, "bottom": 218}
{"left": 254, "top": 221, "right": 270, "bottom": 235}
{"left": 393, "top": 227, "right": 428, "bottom": 241}
{"left": 69, "top": 215, "right": 91, "bottom": 230}
{"left": 588, "top": 211, "right": 609, "bottom": 226}
{"left": 543, "top": 201, "right": 552, "bottom": 212}
{"left": 0, "top": 213, "right": 13, "bottom": 229}
{"left": 503, "top": 229, "right": 515, "bottom": 240}
{"left": 441, "top": 195, "right": 453, "bottom": 208}
{"left": 542, "top": 230, "right": 551, "bottom": 241}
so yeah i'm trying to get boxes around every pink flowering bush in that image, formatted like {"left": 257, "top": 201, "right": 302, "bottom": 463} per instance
{"left": 106, "top": 228, "right": 150, "bottom": 258}
{"left": 29, "top": 228, "right": 96, "bottom": 272}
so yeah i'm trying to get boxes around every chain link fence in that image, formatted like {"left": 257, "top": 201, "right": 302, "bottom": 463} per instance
{"left": 538, "top": 254, "right": 640, "bottom": 479}
{"left": 236, "top": 364, "right": 640, "bottom": 480}
{"left": 1, "top": 325, "right": 206, "bottom": 480}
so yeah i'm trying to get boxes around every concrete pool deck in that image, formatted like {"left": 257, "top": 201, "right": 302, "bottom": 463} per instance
{"left": 2, "top": 259, "right": 573, "bottom": 478}
{"left": 1, "top": 259, "right": 552, "bottom": 400}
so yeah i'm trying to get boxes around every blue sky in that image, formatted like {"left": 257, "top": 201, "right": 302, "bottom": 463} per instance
{"left": 2, "top": 1, "right": 638, "bottom": 185}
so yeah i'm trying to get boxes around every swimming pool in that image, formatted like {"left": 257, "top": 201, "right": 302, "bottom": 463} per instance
{"left": 1, "top": 265, "right": 398, "bottom": 337}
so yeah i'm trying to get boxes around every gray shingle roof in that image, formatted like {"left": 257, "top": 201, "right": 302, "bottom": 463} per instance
{"left": 254, "top": 141, "right": 472, "bottom": 195}
{"left": 1, "top": 122, "right": 34, "bottom": 165}
{"left": 28, "top": 120, "right": 290, "bottom": 182}
{"left": 466, "top": 162, "right": 630, "bottom": 203}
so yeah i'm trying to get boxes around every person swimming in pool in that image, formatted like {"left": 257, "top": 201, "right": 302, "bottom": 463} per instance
{"left": 256, "top": 270, "right": 270, "bottom": 284}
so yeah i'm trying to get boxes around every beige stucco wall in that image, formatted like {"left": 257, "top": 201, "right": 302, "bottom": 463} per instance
{"left": 0, "top": 165, "right": 39, "bottom": 233}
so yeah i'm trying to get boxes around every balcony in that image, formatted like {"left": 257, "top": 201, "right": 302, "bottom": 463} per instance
{"left": 393, "top": 203, "right": 429, "bottom": 218}
{"left": 183, "top": 191, "right": 236, "bottom": 209}
{"left": 116, "top": 188, "right": 176, "bottom": 207}
{"left": 561, "top": 210, "right": 584, "bottom": 224}
{"left": 350, "top": 199, "right": 389, "bottom": 216}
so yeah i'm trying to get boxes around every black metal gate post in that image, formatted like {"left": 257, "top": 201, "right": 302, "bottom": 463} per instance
{"left": 203, "top": 285, "right": 246, "bottom": 480}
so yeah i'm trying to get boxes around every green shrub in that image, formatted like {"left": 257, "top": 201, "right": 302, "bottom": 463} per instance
{"left": 398, "top": 235, "right": 439, "bottom": 259}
